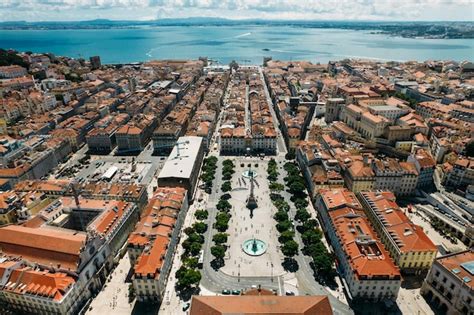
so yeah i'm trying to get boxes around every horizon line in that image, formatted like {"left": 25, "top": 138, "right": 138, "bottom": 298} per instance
{"left": 1, "top": 17, "right": 473, "bottom": 23}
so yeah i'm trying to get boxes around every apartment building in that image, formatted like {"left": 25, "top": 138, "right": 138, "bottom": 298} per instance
{"left": 0, "top": 65, "right": 27, "bottom": 79}
{"left": 341, "top": 104, "right": 390, "bottom": 140}
{"left": 57, "top": 115, "right": 96, "bottom": 148}
{"left": 274, "top": 99, "right": 314, "bottom": 150}
{"left": 372, "top": 158, "right": 418, "bottom": 196}
{"left": 152, "top": 122, "right": 186, "bottom": 155}
{"left": 316, "top": 189, "right": 401, "bottom": 301}
{"left": 116, "top": 114, "right": 157, "bottom": 153}
{"left": 444, "top": 157, "right": 474, "bottom": 189}
{"left": 15, "top": 180, "right": 148, "bottom": 210}
{"left": 0, "top": 192, "right": 20, "bottom": 226}
{"left": 86, "top": 113, "right": 130, "bottom": 152}
{"left": 219, "top": 69, "right": 277, "bottom": 155}
{"left": 358, "top": 191, "right": 437, "bottom": 274}
{"left": 421, "top": 250, "right": 473, "bottom": 315}
{"left": 128, "top": 187, "right": 188, "bottom": 303}
{"left": 0, "top": 137, "right": 72, "bottom": 188}
{"left": 343, "top": 156, "right": 376, "bottom": 193}
{"left": 297, "top": 141, "right": 344, "bottom": 198}
{"left": 0, "top": 76, "right": 35, "bottom": 91}
{"left": 407, "top": 148, "right": 436, "bottom": 188}
{"left": 325, "top": 98, "right": 345, "bottom": 123}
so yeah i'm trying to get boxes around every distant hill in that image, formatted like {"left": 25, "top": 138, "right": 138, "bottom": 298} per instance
{"left": 0, "top": 18, "right": 472, "bottom": 38}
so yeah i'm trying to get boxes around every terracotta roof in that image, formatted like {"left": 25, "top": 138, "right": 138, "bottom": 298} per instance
{"left": 359, "top": 191, "right": 437, "bottom": 253}
{"left": 436, "top": 250, "right": 474, "bottom": 290}
{"left": 5, "top": 267, "right": 75, "bottom": 301}
{"left": 0, "top": 225, "right": 86, "bottom": 271}
{"left": 129, "top": 187, "right": 186, "bottom": 278}
{"left": 320, "top": 189, "right": 400, "bottom": 279}
{"left": 190, "top": 295, "right": 333, "bottom": 315}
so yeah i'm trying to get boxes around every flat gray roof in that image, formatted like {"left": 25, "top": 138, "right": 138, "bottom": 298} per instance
{"left": 158, "top": 136, "right": 203, "bottom": 180}
{"left": 369, "top": 105, "right": 403, "bottom": 111}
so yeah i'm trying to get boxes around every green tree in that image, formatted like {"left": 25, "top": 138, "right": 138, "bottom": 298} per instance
{"left": 175, "top": 266, "right": 188, "bottom": 282}
{"left": 177, "top": 268, "right": 201, "bottom": 289}
{"left": 215, "top": 220, "right": 229, "bottom": 232}
{"left": 274, "top": 211, "right": 289, "bottom": 222}
{"left": 294, "top": 198, "right": 309, "bottom": 209}
{"left": 188, "top": 233, "right": 204, "bottom": 244}
{"left": 301, "top": 229, "right": 322, "bottom": 246}
{"left": 300, "top": 219, "right": 319, "bottom": 233}
{"left": 269, "top": 182, "right": 284, "bottom": 193}
{"left": 222, "top": 173, "right": 232, "bottom": 181}
{"left": 289, "top": 181, "right": 306, "bottom": 196}
{"left": 295, "top": 209, "right": 311, "bottom": 222}
{"left": 212, "top": 233, "right": 228, "bottom": 244}
{"left": 313, "top": 253, "right": 333, "bottom": 274}
{"left": 220, "top": 193, "right": 232, "bottom": 200}
{"left": 189, "top": 242, "right": 202, "bottom": 256}
{"left": 215, "top": 212, "right": 231, "bottom": 232}
{"left": 193, "top": 222, "right": 208, "bottom": 234}
{"left": 278, "top": 230, "right": 295, "bottom": 244}
{"left": 276, "top": 220, "right": 292, "bottom": 233}
{"left": 183, "top": 257, "right": 199, "bottom": 269}
{"left": 304, "top": 242, "right": 326, "bottom": 257}
{"left": 211, "top": 245, "right": 226, "bottom": 260}
{"left": 216, "top": 199, "right": 232, "bottom": 212}
{"left": 184, "top": 227, "right": 195, "bottom": 236}
{"left": 281, "top": 240, "right": 299, "bottom": 257}
{"left": 195, "top": 209, "right": 209, "bottom": 220}
{"left": 221, "top": 181, "right": 232, "bottom": 192}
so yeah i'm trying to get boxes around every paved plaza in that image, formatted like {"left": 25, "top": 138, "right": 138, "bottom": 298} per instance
{"left": 220, "top": 160, "right": 286, "bottom": 278}
{"left": 86, "top": 253, "right": 134, "bottom": 315}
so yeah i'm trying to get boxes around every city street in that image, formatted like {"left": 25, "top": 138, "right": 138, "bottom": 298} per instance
{"left": 85, "top": 253, "right": 134, "bottom": 315}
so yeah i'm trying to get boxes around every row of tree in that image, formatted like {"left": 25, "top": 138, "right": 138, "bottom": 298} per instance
{"left": 211, "top": 159, "right": 235, "bottom": 268}
{"left": 222, "top": 159, "right": 235, "bottom": 181}
{"left": 175, "top": 212, "right": 208, "bottom": 291}
{"left": 200, "top": 156, "right": 218, "bottom": 193}
{"left": 283, "top": 162, "right": 336, "bottom": 283}
{"left": 268, "top": 160, "right": 299, "bottom": 268}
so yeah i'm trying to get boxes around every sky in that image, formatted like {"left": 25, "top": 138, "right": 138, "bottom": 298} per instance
{"left": 0, "top": 0, "right": 472, "bottom": 22}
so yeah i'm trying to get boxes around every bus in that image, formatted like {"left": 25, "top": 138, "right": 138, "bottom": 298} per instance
{"left": 198, "top": 250, "right": 204, "bottom": 269}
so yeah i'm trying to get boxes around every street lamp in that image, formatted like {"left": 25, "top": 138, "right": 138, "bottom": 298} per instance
{"left": 238, "top": 264, "right": 241, "bottom": 282}
{"left": 271, "top": 263, "right": 274, "bottom": 282}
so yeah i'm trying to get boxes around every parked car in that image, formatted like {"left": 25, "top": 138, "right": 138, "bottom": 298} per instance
{"left": 222, "top": 289, "right": 231, "bottom": 295}
{"left": 182, "top": 302, "right": 190, "bottom": 311}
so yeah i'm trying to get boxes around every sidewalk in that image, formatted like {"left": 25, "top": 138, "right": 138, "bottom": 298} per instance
{"left": 86, "top": 253, "right": 134, "bottom": 315}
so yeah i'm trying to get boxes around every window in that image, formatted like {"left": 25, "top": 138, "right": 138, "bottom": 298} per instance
{"left": 435, "top": 271, "right": 440, "bottom": 277}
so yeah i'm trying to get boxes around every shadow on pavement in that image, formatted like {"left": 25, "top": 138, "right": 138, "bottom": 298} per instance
{"left": 131, "top": 301, "right": 160, "bottom": 315}
{"left": 352, "top": 301, "right": 402, "bottom": 315}
{"left": 211, "top": 258, "right": 225, "bottom": 270}
{"left": 282, "top": 257, "right": 299, "bottom": 272}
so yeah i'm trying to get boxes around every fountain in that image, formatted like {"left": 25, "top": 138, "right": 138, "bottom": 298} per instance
{"left": 242, "top": 238, "right": 267, "bottom": 256}
{"left": 242, "top": 169, "right": 257, "bottom": 178}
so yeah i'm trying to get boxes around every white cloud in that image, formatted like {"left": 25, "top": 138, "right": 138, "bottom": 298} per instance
{"left": 0, "top": 0, "right": 471, "bottom": 21}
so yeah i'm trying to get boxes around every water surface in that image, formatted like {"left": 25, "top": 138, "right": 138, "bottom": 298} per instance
{"left": 0, "top": 26, "right": 472, "bottom": 64}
